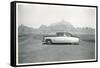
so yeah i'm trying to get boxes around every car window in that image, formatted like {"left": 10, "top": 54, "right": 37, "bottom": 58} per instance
{"left": 65, "top": 33, "right": 72, "bottom": 37}
{"left": 56, "top": 33, "right": 64, "bottom": 37}
{"left": 56, "top": 33, "right": 73, "bottom": 37}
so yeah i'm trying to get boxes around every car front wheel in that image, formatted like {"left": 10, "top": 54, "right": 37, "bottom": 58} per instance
{"left": 46, "top": 39, "right": 52, "bottom": 44}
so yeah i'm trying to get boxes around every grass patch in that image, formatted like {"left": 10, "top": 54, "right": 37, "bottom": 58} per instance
{"left": 79, "top": 34, "right": 95, "bottom": 42}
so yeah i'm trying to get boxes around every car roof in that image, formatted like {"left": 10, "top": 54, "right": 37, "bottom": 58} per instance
{"left": 56, "top": 32, "right": 71, "bottom": 34}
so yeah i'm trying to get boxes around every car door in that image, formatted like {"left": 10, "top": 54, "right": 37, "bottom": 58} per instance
{"left": 54, "top": 36, "right": 65, "bottom": 43}
{"left": 62, "top": 33, "right": 73, "bottom": 43}
{"left": 63, "top": 36, "right": 73, "bottom": 43}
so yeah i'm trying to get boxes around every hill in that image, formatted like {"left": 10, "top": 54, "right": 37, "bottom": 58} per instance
{"left": 18, "top": 20, "right": 95, "bottom": 35}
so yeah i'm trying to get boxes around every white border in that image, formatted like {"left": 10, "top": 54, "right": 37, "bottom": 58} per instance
{"left": 16, "top": 3, "right": 18, "bottom": 65}
{"left": 16, "top": 3, "right": 97, "bottom": 65}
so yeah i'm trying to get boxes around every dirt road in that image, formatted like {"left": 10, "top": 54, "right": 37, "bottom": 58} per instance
{"left": 18, "top": 37, "right": 95, "bottom": 64}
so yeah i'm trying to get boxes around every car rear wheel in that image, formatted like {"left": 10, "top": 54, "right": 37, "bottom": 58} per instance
{"left": 73, "top": 43, "right": 79, "bottom": 45}
{"left": 46, "top": 39, "right": 52, "bottom": 44}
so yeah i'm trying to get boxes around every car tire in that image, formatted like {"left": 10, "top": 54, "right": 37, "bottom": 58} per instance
{"left": 46, "top": 39, "right": 52, "bottom": 44}
{"left": 74, "top": 43, "right": 79, "bottom": 45}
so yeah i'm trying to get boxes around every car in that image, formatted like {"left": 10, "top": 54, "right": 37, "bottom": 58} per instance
{"left": 42, "top": 32, "right": 80, "bottom": 45}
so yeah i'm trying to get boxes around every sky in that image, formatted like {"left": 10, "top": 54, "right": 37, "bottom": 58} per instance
{"left": 16, "top": 3, "right": 96, "bottom": 29}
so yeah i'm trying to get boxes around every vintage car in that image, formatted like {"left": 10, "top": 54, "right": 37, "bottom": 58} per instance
{"left": 42, "top": 32, "right": 80, "bottom": 44}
